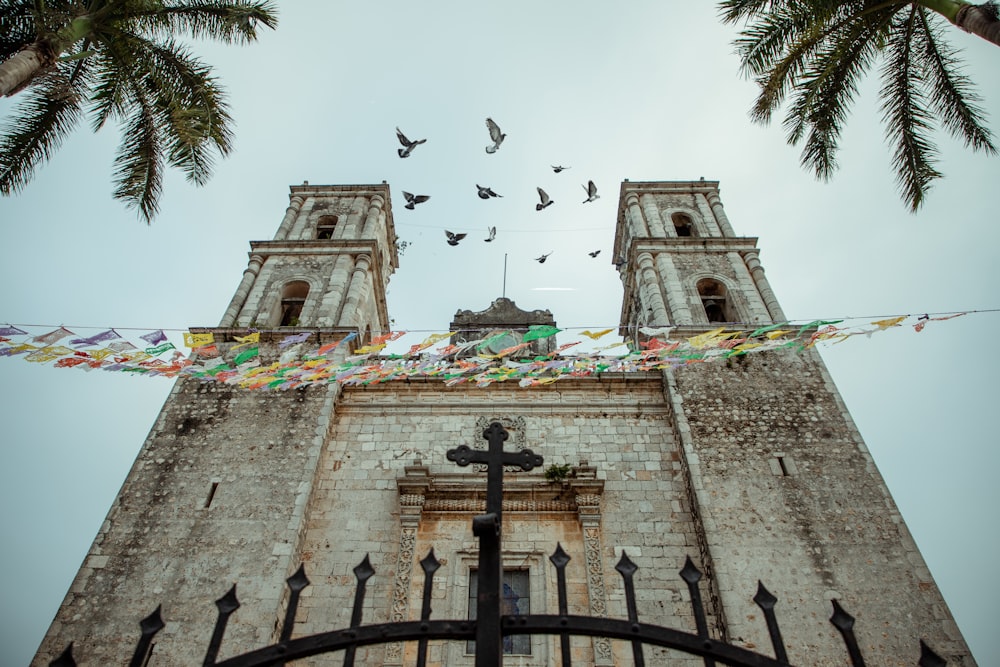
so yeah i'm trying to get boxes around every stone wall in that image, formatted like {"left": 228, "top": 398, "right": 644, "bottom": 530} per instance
{"left": 33, "top": 355, "right": 339, "bottom": 666}
{"left": 668, "top": 347, "right": 974, "bottom": 666}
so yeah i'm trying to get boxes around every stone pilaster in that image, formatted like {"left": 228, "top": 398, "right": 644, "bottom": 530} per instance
{"left": 274, "top": 195, "right": 305, "bottom": 240}
{"left": 336, "top": 254, "right": 372, "bottom": 327}
{"left": 637, "top": 253, "right": 670, "bottom": 326}
{"left": 744, "top": 251, "right": 787, "bottom": 322}
{"left": 625, "top": 193, "right": 649, "bottom": 238}
{"left": 656, "top": 254, "right": 694, "bottom": 324}
{"left": 219, "top": 254, "right": 264, "bottom": 326}
{"left": 386, "top": 464, "right": 430, "bottom": 665}
{"left": 571, "top": 463, "right": 613, "bottom": 666}
{"left": 705, "top": 190, "right": 736, "bottom": 237}
{"left": 360, "top": 194, "right": 385, "bottom": 239}
{"left": 726, "top": 252, "right": 772, "bottom": 324}
{"left": 640, "top": 194, "right": 667, "bottom": 237}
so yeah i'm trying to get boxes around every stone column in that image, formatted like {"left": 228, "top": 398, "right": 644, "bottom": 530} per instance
{"left": 637, "top": 253, "right": 670, "bottom": 326}
{"left": 274, "top": 195, "right": 305, "bottom": 240}
{"left": 695, "top": 194, "right": 722, "bottom": 236}
{"left": 727, "top": 252, "right": 771, "bottom": 324}
{"left": 744, "top": 251, "right": 787, "bottom": 322}
{"left": 656, "top": 254, "right": 694, "bottom": 324}
{"left": 336, "top": 254, "right": 372, "bottom": 327}
{"left": 640, "top": 194, "right": 667, "bottom": 237}
{"left": 360, "top": 194, "right": 385, "bottom": 239}
{"left": 625, "top": 194, "right": 649, "bottom": 238}
{"left": 705, "top": 190, "right": 736, "bottom": 237}
{"left": 219, "top": 254, "right": 264, "bottom": 326}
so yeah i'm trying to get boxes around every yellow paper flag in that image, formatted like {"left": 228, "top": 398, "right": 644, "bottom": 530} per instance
{"left": 579, "top": 328, "right": 613, "bottom": 340}
{"left": 184, "top": 332, "right": 215, "bottom": 348}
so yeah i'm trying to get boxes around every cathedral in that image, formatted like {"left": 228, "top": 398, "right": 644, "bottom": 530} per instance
{"left": 33, "top": 180, "right": 975, "bottom": 666}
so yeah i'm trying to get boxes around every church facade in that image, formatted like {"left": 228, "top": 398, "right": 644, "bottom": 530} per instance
{"left": 33, "top": 181, "right": 975, "bottom": 666}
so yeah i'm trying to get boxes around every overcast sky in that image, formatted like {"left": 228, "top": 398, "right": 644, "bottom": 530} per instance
{"left": 0, "top": 3, "right": 997, "bottom": 665}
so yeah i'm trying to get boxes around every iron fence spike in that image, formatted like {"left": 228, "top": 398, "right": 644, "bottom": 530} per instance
{"left": 752, "top": 581, "right": 788, "bottom": 664}
{"left": 139, "top": 605, "right": 165, "bottom": 636}
{"left": 752, "top": 581, "right": 777, "bottom": 611}
{"left": 679, "top": 555, "right": 702, "bottom": 584}
{"left": 49, "top": 643, "right": 76, "bottom": 667}
{"left": 830, "top": 599, "right": 867, "bottom": 667}
{"left": 918, "top": 640, "right": 947, "bottom": 667}
{"left": 130, "top": 606, "right": 164, "bottom": 667}
{"left": 215, "top": 584, "right": 240, "bottom": 615}
{"left": 550, "top": 542, "right": 571, "bottom": 569}
{"left": 420, "top": 548, "right": 441, "bottom": 575}
{"left": 829, "top": 599, "right": 855, "bottom": 632}
{"left": 287, "top": 564, "right": 310, "bottom": 593}
{"left": 615, "top": 551, "right": 638, "bottom": 578}
{"left": 354, "top": 554, "right": 375, "bottom": 583}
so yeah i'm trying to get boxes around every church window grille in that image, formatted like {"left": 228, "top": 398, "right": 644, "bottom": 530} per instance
{"left": 316, "top": 215, "right": 338, "bottom": 239}
{"left": 672, "top": 212, "right": 695, "bottom": 237}
{"left": 697, "top": 278, "right": 729, "bottom": 323}
{"left": 278, "top": 281, "right": 310, "bottom": 326}
{"left": 466, "top": 569, "right": 531, "bottom": 656}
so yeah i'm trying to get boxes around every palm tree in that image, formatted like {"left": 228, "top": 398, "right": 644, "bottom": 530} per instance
{"left": 0, "top": 0, "right": 278, "bottom": 221}
{"left": 720, "top": 1, "right": 997, "bottom": 210}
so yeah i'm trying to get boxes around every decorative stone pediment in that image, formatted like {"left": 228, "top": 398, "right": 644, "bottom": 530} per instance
{"left": 449, "top": 297, "right": 558, "bottom": 356}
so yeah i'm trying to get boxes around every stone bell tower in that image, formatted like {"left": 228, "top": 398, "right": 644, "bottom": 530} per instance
{"left": 219, "top": 182, "right": 397, "bottom": 332}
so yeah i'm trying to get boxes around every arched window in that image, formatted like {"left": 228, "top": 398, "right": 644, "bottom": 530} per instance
{"left": 697, "top": 278, "right": 729, "bottom": 323}
{"left": 279, "top": 281, "right": 309, "bottom": 326}
{"left": 316, "top": 215, "right": 338, "bottom": 240}
{"left": 672, "top": 212, "right": 695, "bottom": 237}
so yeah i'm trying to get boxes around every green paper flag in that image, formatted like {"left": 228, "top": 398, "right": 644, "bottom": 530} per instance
{"left": 522, "top": 325, "right": 561, "bottom": 342}
{"left": 234, "top": 346, "right": 260, "bottom": 365}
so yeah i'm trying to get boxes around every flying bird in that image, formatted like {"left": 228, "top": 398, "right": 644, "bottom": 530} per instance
{"left": 582, "top": 180, "right": 600, "bottom": 203}
{"left": 534, "top": 252, "right": 553, "bottom": 263}
{"left": 445, "top": 230, "right": 467, "bottom": 246}
{"left": 402, "top": 191, "right": 430, "bottom": 210}
{"left": 395, "top": 127, "right": 426, "bottom": 158}
{"left": 535, "top": 187, "right": 554, "bottom": 211}
{"left": 551, "top": 165, "right": 570, "bottom": 173}
{"left": 485, "top": 118, "right": 506, "bottom": 154}
{"left": 614, "top": 256, "right": 627, "bottom": 269}
{"left": 588, "top": 250, "right": 601, "bottom": 258}
{"left": 476, "top": 184, "right": 502, "bottom": 199}
{"left": 485, "top": 226, "right": 496, "bottom": 242}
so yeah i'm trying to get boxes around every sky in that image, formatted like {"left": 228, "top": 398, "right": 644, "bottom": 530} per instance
{"left": 0, "top": 3, "right": 998, "bottom": 665}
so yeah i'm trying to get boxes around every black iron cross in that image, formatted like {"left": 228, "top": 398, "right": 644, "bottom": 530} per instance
{"left": 446, "top": 422, "right": 543, "bottom": 667}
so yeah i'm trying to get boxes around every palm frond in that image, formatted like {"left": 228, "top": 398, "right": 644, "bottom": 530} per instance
{"left": 112, "top": 75, "right": 164, "bottom": 223}
{"left": 0, "top": 62, "right": 86, "bottom": 194}
{"left": 739, "top": 2, "right": 887, "bottom": 124}
{"left": 131, "top": 0, "right": 278, "bottom": 44}
{"left": 782, "top": 7, "right": 893, "bottom": 177}
{"left": 98, "top": 30, "right": 233, "bottom": 186}
{"left": 915, "top": 9, "right": 996, "bottom": 154}
{"left": 880, "top": 6, "right": 941, "bottom": 211}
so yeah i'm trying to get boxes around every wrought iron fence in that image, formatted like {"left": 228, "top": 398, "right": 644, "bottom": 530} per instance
{"left": 49, "top": 423, "right": 949, "bottom": 666}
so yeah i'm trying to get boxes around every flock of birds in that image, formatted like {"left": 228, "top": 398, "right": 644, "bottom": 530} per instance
{"left": 395, "top": 119, "right": 614, "bottom": 265}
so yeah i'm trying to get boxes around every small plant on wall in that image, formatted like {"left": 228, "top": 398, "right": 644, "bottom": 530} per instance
{"left": 544, "top": 463, "right": 572, "bottom": 482}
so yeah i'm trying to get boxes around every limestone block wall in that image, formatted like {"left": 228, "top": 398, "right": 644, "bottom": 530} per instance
{"left": 292, "top": 378, "right": 709, "bottom": 665}
{"left": 33, "top": 370, "right": 339, "bottom": 666}
{"left": 666, "top": 348, "right": 974, "bottom": 666}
